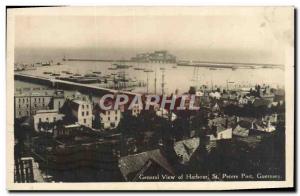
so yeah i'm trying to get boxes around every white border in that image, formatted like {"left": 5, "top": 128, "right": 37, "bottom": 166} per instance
{"left": 3, "top": 4, "right": 296, "bottom": 192}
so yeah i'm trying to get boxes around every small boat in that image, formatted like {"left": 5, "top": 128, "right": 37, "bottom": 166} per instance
{"left": 209, "top": 67, "right": 217, "bottom": 70}
{"left": 113, "top": 63, "right": 131, "bottom": 69}
{"left": 51, "top": 73, "right": 60, "bottom": 76}
{"left": 84, "top": 74, "right": 98, "bottom": 77}
{"left": 144, "top": 69, "right": 154, "bottom": 73}
{"left": 56, "top": 62, "right": 61, "bottom": 65}
{"left": 74, "top": 73, "right": 81, "bottom": 76}
{"left": 92, "top": 71, "right": 101, "bottom": 74}
{"left": 134, "top": 67, "right": 145, "bottom": 71}
{"left": 108, "top": 67, "right": 117, "bottom": 70}
{"left": 43, "top": 71, "right": 52, "bottom": 74}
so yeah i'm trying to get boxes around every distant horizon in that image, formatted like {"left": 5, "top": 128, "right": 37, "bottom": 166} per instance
{"left": 14, "top": 47, "right": 285, "bottom": 66}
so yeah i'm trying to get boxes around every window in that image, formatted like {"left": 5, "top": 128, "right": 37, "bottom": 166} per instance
{"left": 42, "top": 98, "right": 45, "bottom": 102}
{"left": 108, "top": 117, "right": 110, "bottom": 121}
{"left": 115, "top": 110, "right": 118, "bottom": 114}
{"left": 82, "top": 105, "right": 84, "bottom": 109}
{"left": 87, "top": 105, "right": 89, "bottom": 109}
{"left": 58, "top": 101, "right": 61, "bottom": 108}
{"left": 38, "top": 98, "right": 41, "bottom": 102}
{"left": 19, "top": 111, "right": 21, "bottom": 116}
{"left": 115, "top": 116, "right": 118, "bottom": 121}
{"left": 86, "top": 111, "right": 89, "bottom": 116}
{"left": 82, "top": 111, "right": 84, "bottom": 116}
{"left": 84, "top": 119, "right": 86, "bottom": 123}
{"left": 19, "top": 104, "right": 21, "bottom": 108}
{"left": 39, "top": 118, "right": 41, "bottom": 123}
{"left": 53, "top": 117, "right": 56, "bottom": 121}
{"left": 26, "top": 104, "right": 29, "bottom": 108}
{"left": 46, "top": 118, "right": 49, "bottom": 121}
{"left": 22, "top": 99, "right": 25, "bottom": 103}
{"left": 34, "top": 98, "right": 36, "bottom": 102}
{"left": 108, "top": 111, "right": 110, "bottom": 115}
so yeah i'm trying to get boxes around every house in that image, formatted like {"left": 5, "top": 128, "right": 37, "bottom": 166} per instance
{"left": 14, "top": 91, "right": 53, "bottom": 118}
{"left": 173, "top": 137, "right": 200, "bottom": 165}
{"left": 156, "top": 108, "right": 177, "bottom": 121}
{"left": 118, "top": 149, "right": 174, "bottom": 181}
{"left": 238, "top": 96, "right": 250, "bottom": 105}
{"left": 209, "top": 91, "right": 221, "bottom": 99}
{"left": 33, "top": 109, "right": 64, "bottom": 132}
{"left": 259, "top": 85, "right": 275, "bottom": 102}
{"left": 208, "top": 116, "right": 234, "bottom": 128}
{"left": 130, "top": 103, "right": 143, "bottom": 117}
{"left": 14, "top": 157, "right": 44, "bottom": 182}
{"left": 93, "top": 103, "right": 121, "bottom": 130}
{"left": 207, "top": 125, "right": 233, "bottom": 141}
{"left": 100, "top": 109, "right": 121, "bottom": 129}
{"left": 49, "top": 90, "right": 65, "bottom": 111}
{"left": 69, "top": 99, "right": 93, "bottom": 128}
{"left": 263, "top": 113, "right": 278, "bottom": 124}
{"left": 253, "top": 120, "right": 276, "bottom": 133}
{"left": 53, "top": 123, "right": 81, "bottom": 138}
{"left": 232, "top": 120, "right": 252, "bottom": 137}
{"left": 211, "top": 102, "right": 220, "bottom": 113}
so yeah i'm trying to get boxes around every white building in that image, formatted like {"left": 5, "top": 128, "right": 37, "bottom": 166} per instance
{"left": 208, "top": 126, "right": 233, "bottom": 141}
{"left": 130, "top": 103, "right": 143, "bottom": 117}
{"left": 15, "top": 91, "right": 53, "bottom": 118}
{"left": 70, "top": 99, "right": 93, "bottom": 128}
{"left": 156, "top": 108, "right": 177, "bottom": 121}
{"left": 263, "top": 113, "right": 278, "bottom": 124}
{"left": 33, "top": 109, "right": 64, "bottom": 132}
{"left": 97, "top": 109, "right": 121, "bottom": 129}
{"left": 253, "top": 121, "right": 276, "bottom": 133}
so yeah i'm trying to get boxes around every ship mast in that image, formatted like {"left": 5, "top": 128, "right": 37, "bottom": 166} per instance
{"left": 146, "top": 72, "right": 149, "bottom": 94}
{"left": 161, "top": 68, "right": 166, "bottom": 116}
{"left": 154, "top": 70, "right": 157, "bottom": 94}
{"left": 161, "top": 69, "right": 165, "bottom": 95}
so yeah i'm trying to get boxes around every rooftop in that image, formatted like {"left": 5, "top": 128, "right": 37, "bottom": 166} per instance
{"left": 118, "top": 149, "right": 174, "bottom": 181}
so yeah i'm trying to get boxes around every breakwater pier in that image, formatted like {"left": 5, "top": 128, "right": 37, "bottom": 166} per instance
{"left": 14, "top": 73, "right": 139, "bottom": 97}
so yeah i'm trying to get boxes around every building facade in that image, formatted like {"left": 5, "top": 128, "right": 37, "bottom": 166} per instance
{"left": 99, "top": 109, "right": 121, "bottom": 129}
{"left": 14, "top": 92, "right": 53, "bottom": 119}
{"left": 33, "top": 109, "right": 64, "bottom": 132}
{"left": 70, "top": 99, "right": 93, "bottom": 128}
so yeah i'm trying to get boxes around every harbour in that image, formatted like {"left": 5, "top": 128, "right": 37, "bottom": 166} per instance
{"left": 15, "top": 59, "right": 285, "bottom": 95}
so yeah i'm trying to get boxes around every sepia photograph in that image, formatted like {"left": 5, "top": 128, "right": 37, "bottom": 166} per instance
{"left": 6, "top": 6, "right": 294, "bottom": 190}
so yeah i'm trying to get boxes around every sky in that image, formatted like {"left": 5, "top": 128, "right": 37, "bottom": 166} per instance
{"left": 13, "top": 7, "right": 293, "bottom": 64}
